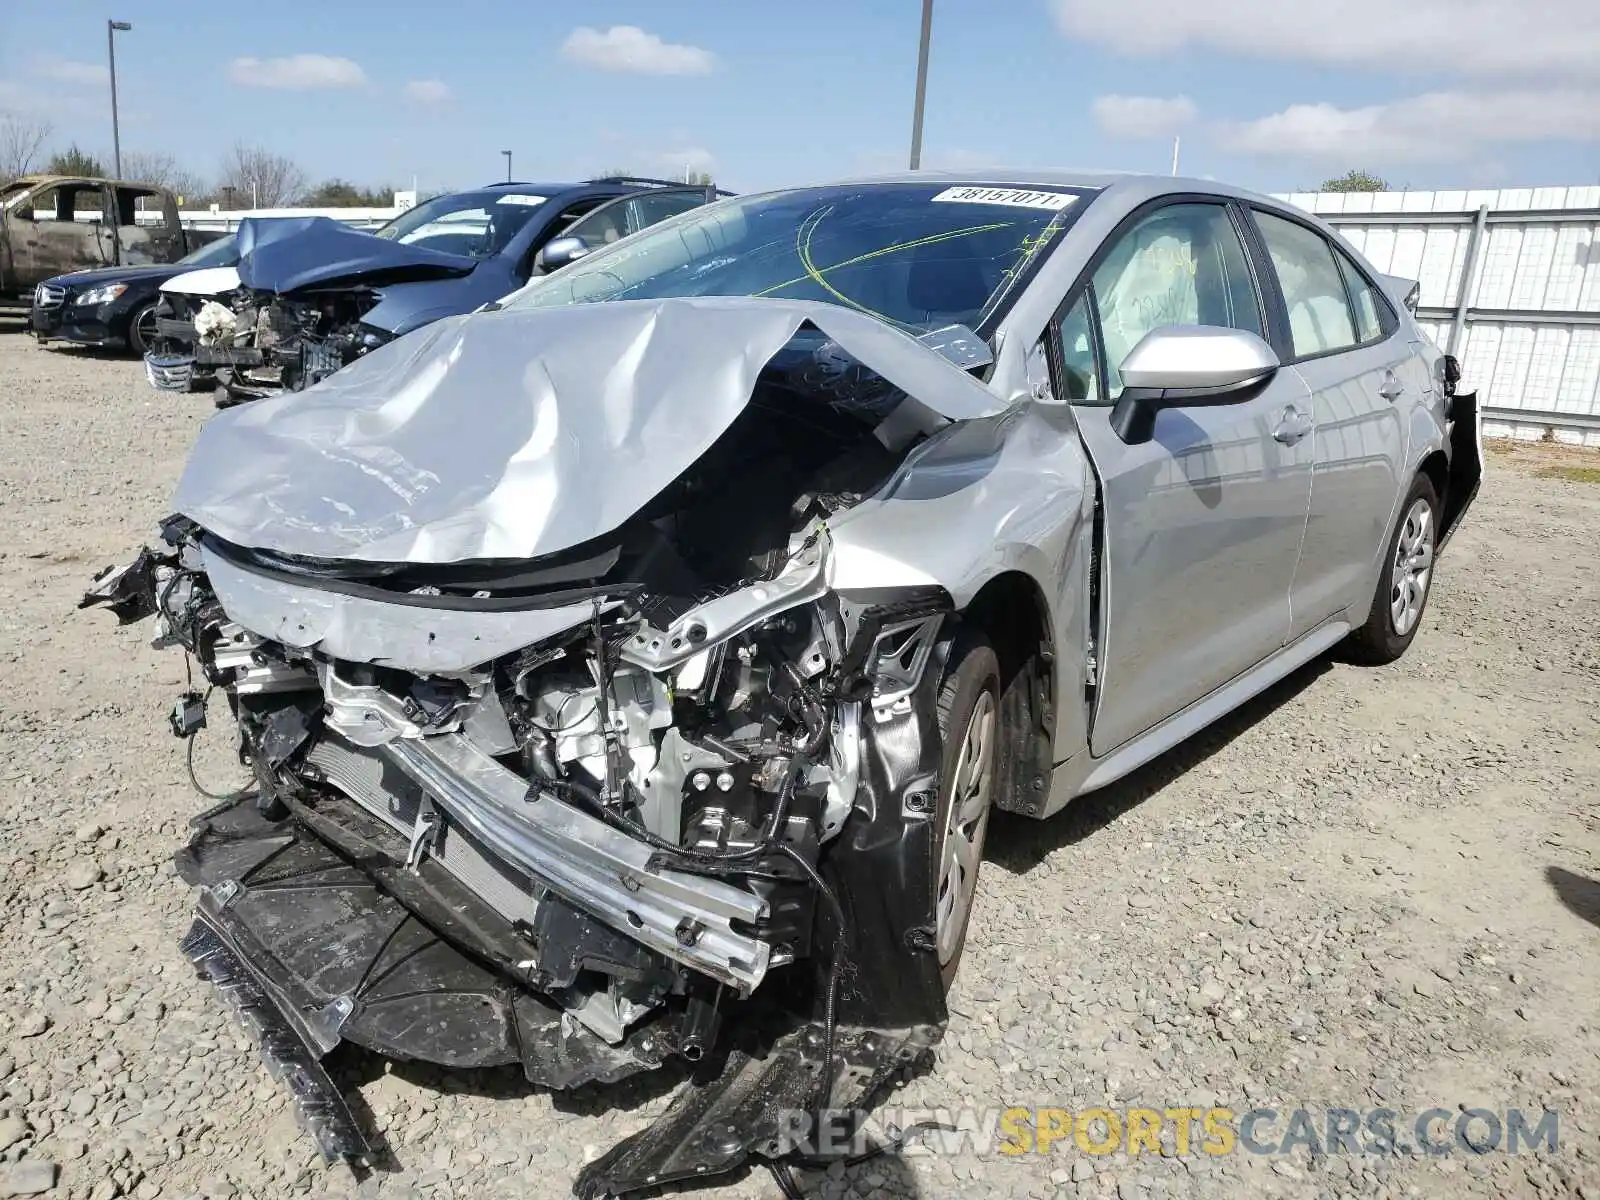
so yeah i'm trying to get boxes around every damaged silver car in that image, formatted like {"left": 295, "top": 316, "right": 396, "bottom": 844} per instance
{"left": 83, "top": 173, "right": 1482, "bottom": 1196}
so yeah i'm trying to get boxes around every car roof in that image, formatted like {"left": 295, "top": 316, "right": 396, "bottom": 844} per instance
{"left": 833, "top": 167, "right": 1129, "bottom": 190}
{"left": 476, "top": 178, "right": 729, "bottom": 199}
{"left": 5, "top": 174, "right": 164, "bottom": 190}
{"left": 477, "top": 181, "right": 605, "bottom": 193}
{"left": 814, "top": 168, "right": 1292, "bottom": 211}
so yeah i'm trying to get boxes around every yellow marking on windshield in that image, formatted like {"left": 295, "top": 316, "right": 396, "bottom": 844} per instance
{"left": 793, "top": 205, "right": 885, "bottom": 319}
{"left": 757, "top": 218, "right": 1016, "bottom": 301}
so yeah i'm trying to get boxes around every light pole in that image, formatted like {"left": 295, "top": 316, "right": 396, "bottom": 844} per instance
{"left": 107, "top": 20, "right": 132, "bottom": 180}
{"left": 907, "top": 0, "right": 934, "bottom": 169}
{"left": 502, "top": 150, "right": 512, "bottom": 182}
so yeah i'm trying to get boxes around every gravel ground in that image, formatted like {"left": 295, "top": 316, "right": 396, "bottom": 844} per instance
{"left": 1, "top": 334, "right": 1597, "bottom": 1200}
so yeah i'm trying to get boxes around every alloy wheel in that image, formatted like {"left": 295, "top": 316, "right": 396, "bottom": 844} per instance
{"left": 1390, "top": 498, "right": 1435, "bottom": 637}
{"left": 936, "top": 689, "right": 995, "bottom": 965}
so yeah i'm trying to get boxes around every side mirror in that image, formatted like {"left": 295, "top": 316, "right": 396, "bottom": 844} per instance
{"left": 535, "top": 235, "right": 591, "bottom": 274}
{"left": 1110, "top": 325, "right": 1279, "bottom": 445}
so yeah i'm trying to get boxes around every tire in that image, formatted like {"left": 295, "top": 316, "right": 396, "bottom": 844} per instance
{"left": 932, "top": 633, "right": 1001, "bottom": 991}
{"left": 1345, "top": 474, "right": 1440, "bottom": 665}
{"left": 126, "top": 301, "right": 158, "bottom": 357}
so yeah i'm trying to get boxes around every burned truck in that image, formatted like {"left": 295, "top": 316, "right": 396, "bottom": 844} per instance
{"left": 0, "top": 174, "right": 211, "bottom": 319}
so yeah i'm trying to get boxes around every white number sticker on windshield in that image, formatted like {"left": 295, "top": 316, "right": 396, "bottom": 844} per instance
{"left": 930, "top": 187, "right": 1077, "bottom": 211}
{"left": 496, "top": 194, "right": 547, "bottom": 206}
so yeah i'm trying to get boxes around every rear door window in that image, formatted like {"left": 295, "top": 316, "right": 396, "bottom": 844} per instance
{"left": 1254, "top": 211, "right": 1358, "bottom": 358}
{"left": 1334, "top": 246, "right": 1388, "bottom": 343}
{"left": 627, "top": 189, "right": 710, "bottom": 233}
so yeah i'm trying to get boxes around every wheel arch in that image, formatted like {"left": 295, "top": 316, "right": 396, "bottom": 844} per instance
{"left": 1418, "top": 448, "right": 1449, "bottom": 511}
{"left": 956, "top": 569, "right": 1056, "bottom": 817}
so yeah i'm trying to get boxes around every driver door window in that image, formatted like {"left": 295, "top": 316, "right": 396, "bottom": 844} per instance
{"left": 561, "top": 198, "right": 632, "bottom": 249}
{"left": 1089, "top": 203, "right": 1262, "bottom": 398}
{"left": 1253, "top": 211, "right": 1357, "bottom": 358}
{"left": 520, "top": 197, "right": 611, "bottom": 278}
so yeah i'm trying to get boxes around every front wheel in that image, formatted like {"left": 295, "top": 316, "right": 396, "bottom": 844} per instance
{"left": 932, "top": 634, "right": 1000, "bottom": 991}
{"left": 1345, "top": 475, "right": 1440, "bottom": 664}
{"left": 126, "top": 302, "right": 158, "bottom": 357}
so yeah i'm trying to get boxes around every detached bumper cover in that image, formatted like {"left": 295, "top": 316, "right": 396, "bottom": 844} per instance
{"left": 179, "top": 917, "right": 370, "bottom": 1163}
{"left": 1440, "top": 390, "right": 1483, "bottom": 550}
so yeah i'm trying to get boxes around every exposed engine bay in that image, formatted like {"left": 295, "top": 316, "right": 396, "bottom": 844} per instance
{"left": 148, "top": 286, "right": 389, "bottom": 402}
{"left": 83, "top": 297, "right": 1014, "bottom": 1195}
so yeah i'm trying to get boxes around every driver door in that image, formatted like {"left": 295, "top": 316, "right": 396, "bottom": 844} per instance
{"left": 12, "top": 183, "right": 113, "bottom": 285}
{"left": 1057, "top": 200, "right": 1314, "bottom": 755}
{"left": 528, "top": 188, "right": 713, "bottom": 277}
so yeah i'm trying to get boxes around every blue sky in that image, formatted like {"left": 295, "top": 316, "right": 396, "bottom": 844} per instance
{"left": 3, "top": 0, "right": 1597, "bottom": 197}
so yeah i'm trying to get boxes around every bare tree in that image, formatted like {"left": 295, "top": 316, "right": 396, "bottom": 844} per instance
{"left": 121, "top": 150, "right": 209, "bottom": 205}
{"left": 0, "top": 114, "right": 54, "bottom": 185}
{"left": 215, "top": 142, "right": 309, "bottom": 208}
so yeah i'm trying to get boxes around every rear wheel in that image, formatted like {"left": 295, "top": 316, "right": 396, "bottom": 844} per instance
{"left": 932, "top": 634, "right": 1000, "bottom": 991}
{"left": 1345, "top": 475, "right": 1440, "bottom": 664}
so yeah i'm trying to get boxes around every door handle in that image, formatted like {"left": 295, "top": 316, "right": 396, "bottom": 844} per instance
{"left": 1378, "top": 372, "right": 1405, "bottom": 401}
{"left": 1272, "top": 405, "right": 1313, "bottom": 445}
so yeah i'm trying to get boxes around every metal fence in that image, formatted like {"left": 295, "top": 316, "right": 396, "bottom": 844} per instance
{"left": 1279, "top": 186, "right": 1600, "bottom": 448}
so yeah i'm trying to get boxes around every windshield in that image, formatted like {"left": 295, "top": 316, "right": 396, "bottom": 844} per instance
{"left": 373, "top": 190, "right": 549, "bottom": 259}
{"left": 504, "top": 182, "right": 1093, "bottom": 331}
{"left": 175, "top": 234, "right": 239, "bottom": 269}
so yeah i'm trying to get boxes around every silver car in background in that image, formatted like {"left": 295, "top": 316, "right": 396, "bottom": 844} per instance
{"left": 84, "top": 171, "right": 1480, "bottom": 1196}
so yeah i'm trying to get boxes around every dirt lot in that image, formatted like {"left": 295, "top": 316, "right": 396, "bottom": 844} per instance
{"left": 0, "top": 334, "right": 1596, "bottom": 1200}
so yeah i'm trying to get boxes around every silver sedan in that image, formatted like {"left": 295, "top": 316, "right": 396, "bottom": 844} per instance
{"left": 85, "top": 170, "right": 1482, "bottom": 1193}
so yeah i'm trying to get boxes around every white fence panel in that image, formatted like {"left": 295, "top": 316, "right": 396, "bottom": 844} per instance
{"left": 1279, "top": 186, "right": 1600, "bottom": 447}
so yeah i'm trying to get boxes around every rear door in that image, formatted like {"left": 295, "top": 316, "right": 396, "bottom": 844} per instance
{"left": 113, "top": 184, "right": 183, "bottom": 265}
{"left": 1247, "top": 209, "right": 1409, "bottom": 638}
{"left": 1063, "top": 199, "right": 1315, "bottom": 755}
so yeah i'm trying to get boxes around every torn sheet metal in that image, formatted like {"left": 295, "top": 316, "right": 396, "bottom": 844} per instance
{"left": 170, "top": 296, "right": 1009, "bottom": 567}
{"left": 232, "top": 216, "right": 476, "bottom": 294}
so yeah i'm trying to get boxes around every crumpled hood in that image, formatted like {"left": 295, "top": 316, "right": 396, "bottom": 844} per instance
{"left": 234, "top": 216, "right": 477, "bottom": 294}
{"left": 170, "top": 295, "right": 1009, "bottom": 566}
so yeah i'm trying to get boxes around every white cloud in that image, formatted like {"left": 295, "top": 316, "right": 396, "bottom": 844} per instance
{"left": 1051, "top": 0, "right": 1600, "bottom": 77}
{"left": 561, "top": 26, "right": 717, "bottom": 76}
{"left": 1218, "top": 89, "right": 1600, "bottom": 163}
{"left": 403, "top": 79, "right": 451, "bottom": 104}
{"left": 31, "top": 55, "right": 108, "bottom": 87}
{"left": 1092, "top": 94, "right": 1197, "bottom": 139}
{"left": 228, "top": 55, "right": 367, "bottom": 90}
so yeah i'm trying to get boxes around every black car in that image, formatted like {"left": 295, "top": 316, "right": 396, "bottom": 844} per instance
{"left": 30, "top": 232, "right": 237, "bottom": 355}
